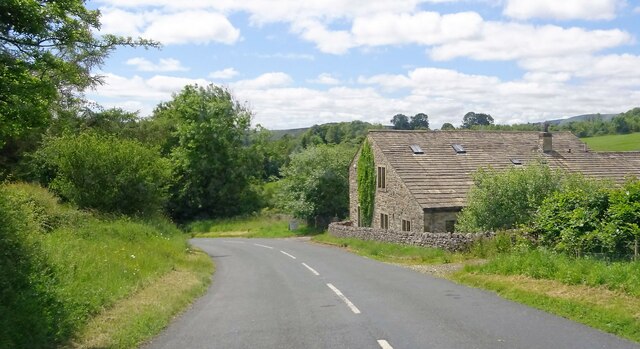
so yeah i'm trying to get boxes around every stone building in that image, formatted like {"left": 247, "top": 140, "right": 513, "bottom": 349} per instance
{"left": 349, "top": 130, "right": 640, "bottom": 233}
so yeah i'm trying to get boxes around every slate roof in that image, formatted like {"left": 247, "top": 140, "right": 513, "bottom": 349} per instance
{"left": 368, "top": 130, "right": 640, "bottom": 210}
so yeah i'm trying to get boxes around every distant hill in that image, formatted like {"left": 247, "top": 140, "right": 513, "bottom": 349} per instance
{"left": 546, "top": 113, "right": 619, "bottom": 125}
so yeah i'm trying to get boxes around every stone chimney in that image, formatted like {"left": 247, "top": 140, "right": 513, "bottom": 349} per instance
{"left": 539, "top": 132, "right": 552, "bottom": 153}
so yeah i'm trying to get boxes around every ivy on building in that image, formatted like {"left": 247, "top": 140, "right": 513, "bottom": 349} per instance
{"left": 357, "top": 140, "right": 375, "bottom": 226}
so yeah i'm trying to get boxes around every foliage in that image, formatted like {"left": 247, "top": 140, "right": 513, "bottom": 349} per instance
{"left": 0, "top": 183, "right": 203, "bottom": 348}
{"left": 357, "top": 140, "right": 375, "bottom": 227}
{"left": 33, "top": 132, "right": 170, "bottom": 216}
{"left": 391, "top": 113, "right": 430, "bottom": 130}
{"left": 461, "top": 111, "right": 494, "bottom": 129}
{"left": 189, "top": 213, "right": 320, "bottom": 238}
{"left": 441, "top": 122, "right": 455, "bottom": 130}
{"left": 298, "top": 121, "right": 382, "bottom": 148}
{"left": 410, "top": 113, "right": 430, "bottom": 130}
{"left": 605, "top": 178, "right": 640, "bottom": 255}
{"left": 456, "top": 160, "right": 565, "bottom": 232}
{"left": 532, "top": 178, "right": 611, "bottom": 255}
{"left": 390, "top": 114, "right": 411, "bottom": 130}
{"left": 0, "top": 0, "right": 156, "bottom": 145}
{"left": 155, "top": 84, "right": 259, "bottom": 221}
{"left": 277, "top": 144, "right": 355, "bottom": 225}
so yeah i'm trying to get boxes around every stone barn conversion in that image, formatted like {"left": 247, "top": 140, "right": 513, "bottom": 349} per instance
{"left": 348, "top": 130, "right": 640, "bottom": 234}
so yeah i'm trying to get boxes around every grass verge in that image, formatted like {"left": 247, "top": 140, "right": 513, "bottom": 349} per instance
{"left": 0, "top": 183, "right": 213, "bottom": 348}
{"left": 190, "top": 214, "right": 321, "bottom": 238}
{"left": 311, "top": 233, "right": 468, "bottom": 264}
{"left": 582, "top": 132, "right": 640, "bottom": 151}
{"left": 67, "top": 249, "right": 213, "bottom": 349}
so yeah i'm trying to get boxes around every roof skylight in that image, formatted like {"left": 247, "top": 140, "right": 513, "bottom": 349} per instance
{"left": 410, "top": 145, "right": 424, "bottom": 154}
{"left": 452, "top": 144, "right": 466, "bottom": 154}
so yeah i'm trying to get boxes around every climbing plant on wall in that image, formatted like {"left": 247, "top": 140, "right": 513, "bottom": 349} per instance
{"left": 357, "top": 140, "right": 375, "bottom": 227}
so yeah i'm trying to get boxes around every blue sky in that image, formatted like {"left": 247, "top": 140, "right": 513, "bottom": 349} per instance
{"left": 87, "top": 0, "right": 640, "bottom": 129}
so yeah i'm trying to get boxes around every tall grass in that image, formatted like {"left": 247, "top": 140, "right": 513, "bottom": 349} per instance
{"left": 0, "top": 183, "right": 202, "bottom": 348}
{"left": 464, "top": 249, "right": 640, "bottom": 296}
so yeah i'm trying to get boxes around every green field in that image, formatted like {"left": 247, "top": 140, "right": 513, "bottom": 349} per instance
{"left": 581, "top": 133, "right": 640, "bottom": 151}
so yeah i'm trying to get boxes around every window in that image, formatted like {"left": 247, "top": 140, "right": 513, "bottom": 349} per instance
{"left": 410, "top": 144, "right": 424, "bottom": 154}
{"left": 380, "top": 213, "right": 389, "bottom": 230}
{"left": 402, "top": 219, "right": 411, "bottom": 232}
{"left": 445, "top": 220, "right": 456, "bottom": 233}
{"left": 452, "top": 144, "right": 466, "bottom": 154}
{"left": 377, "top": 166, "right": 386, "bottom": 189}
{"left": 510, "top": 158, "right": 523, "bottom": 165}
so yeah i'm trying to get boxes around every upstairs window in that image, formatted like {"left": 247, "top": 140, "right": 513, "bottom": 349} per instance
{"left": 445, "top": 220, "right": 456, "bottom": 233}
{"left": 402, "top": 219, "right": 411, "bottom": 232}
{"left": 377, "top": 166, "right": 386, "bottom": 189}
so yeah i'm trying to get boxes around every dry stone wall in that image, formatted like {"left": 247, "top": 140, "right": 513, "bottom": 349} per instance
{"left": 329, "top": 221, "right": 493, "bottom": 252}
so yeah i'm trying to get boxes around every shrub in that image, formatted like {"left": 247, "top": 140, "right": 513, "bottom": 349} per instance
{"left": 33, "top": 132, "right": 171, "bottom": 216}
{"left": 533, "top": 177, "right": 611, "bottom": 256}
{"left": 357, "top": 140, "right": 375, "bottom": 227}
{"left": 604, "top": 177, "right": 640, "bottom": 257}
{"left": 456, "top": 160, "right": 565, "bottom": 232}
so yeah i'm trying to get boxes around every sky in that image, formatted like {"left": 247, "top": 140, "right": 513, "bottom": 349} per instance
{"left": 86, "top": 0, "right": 640, "bottom": 130}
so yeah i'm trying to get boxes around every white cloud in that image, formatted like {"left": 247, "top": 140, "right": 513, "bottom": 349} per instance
{"left": 231, "top": 72, "right": 294, "bottom": 89}
{"left": 99, "top": 8, "right": 240, "bottom": 45}
{"left": 504, "top": 0, "right": 622, "bottom": 20}
{"left": 430, "top": 22, "right": 632, "bottom": 61}
{"left": 352, "top": 11, "right": 482, "bottom": 47}
{"left": 634, "top": 6, "right": 640, "bottom": 13}
{"left": 256, "top": 53, "right": 315, "bottom": 61}
{"left": 209, "top": 68, "right": 239, "bottom": 79}
{"left": 309, "top": 73, "right": 341, "bottom": 85}
{"left": 292, "top": 19, "right": 354, "bottom": 54}
{"left": 125, "top": 57, "right": 189, "bottom": 72}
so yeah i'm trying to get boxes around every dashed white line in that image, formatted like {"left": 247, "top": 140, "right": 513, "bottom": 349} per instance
{"left": 377, "top": 339, "right": 394, "bottom": 349}
{"left": 327, "top": 283, "right": 361, "bottom": 314}
{"left": 280, "top": 250, "right": 297, "bottom": 259}
{"left": 253, "top": 243, "right": 274, "bottom": 249}
{"left": 302, "top": 263, "right": 320, "bottom": 276}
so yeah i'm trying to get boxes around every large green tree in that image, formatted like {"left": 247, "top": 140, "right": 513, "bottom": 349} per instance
{"left": 277, "top": 144, "right": 355, "bottom": 227}
{"left": 156, "top": 84, "right": 258, "bottom": 221}
{"left": 461, "top": 112, "right": 494, "bottom": 129}
{"left": 0, "top": 0, "right": 155, "bottom": 175}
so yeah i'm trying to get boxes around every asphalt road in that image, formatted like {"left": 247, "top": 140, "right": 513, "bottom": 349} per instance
{"left": 144, "top": 238, "right": 639, "bottom": 349}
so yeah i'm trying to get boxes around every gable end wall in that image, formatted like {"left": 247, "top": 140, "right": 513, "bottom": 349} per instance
{"left": 349, "top": 137, "right": 424, "bottom": 232}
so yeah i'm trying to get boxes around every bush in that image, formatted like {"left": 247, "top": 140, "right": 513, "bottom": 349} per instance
{"left": 605, "top": 178, "right": 640, "bottom": 256}
{"left": 456, "top": 160, "right": 565, "bottom": 232}
{"left": 33, "top": 132, "right": 170, "bottom": 216}
{"left": 533, "top": 177, "right": 611, "bottom": 256}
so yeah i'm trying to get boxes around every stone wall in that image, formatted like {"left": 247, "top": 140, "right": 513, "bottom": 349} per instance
{"left": 328, "top": 221, "right": 493, "bottom": 252}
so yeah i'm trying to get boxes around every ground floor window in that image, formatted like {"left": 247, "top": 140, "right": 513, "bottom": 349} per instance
{"left": 445, "top": 220, "right": 456, "bottom": 232}
{"left": 380, "top": 213, "right": 389, "bottom": 230}
{"left": 402, "top": 219, "right": 411, "bottom": 232}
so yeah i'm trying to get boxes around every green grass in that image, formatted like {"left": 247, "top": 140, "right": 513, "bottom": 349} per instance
{"left": 461, "top": 249, "right": 640, "bottom": 297}
{"left": 312, "top": 233, "right": 466, "bottom": 264}
{"left": 190, "top": 214, "right": 321, "bottom": 238}
{"left": 582, "top": 132, "right": 640, "bottom": 151}
{"left": 0, "top": 183, "right": 213, "bottom": 349}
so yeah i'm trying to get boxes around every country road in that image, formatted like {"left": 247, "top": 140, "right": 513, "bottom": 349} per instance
{"left": 143, "top": 238, "right": 639, "bottom": 349}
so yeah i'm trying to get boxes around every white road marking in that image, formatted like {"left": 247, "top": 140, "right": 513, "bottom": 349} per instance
{"left": 302, "top": 263, "right": 320, "bottom": 276}
{"left": 253, "top": 243, "right": 274, "bottom": 249}
{"left": 327, "top": 283, "right": 361, "bottom": 314}
{"left": 280, "top": 250, "right": 297, "bottom": 259}
{"left": 377, "top": 339, "right": 394, "bottom": 349}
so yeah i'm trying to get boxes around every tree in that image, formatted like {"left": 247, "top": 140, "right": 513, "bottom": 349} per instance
{"left": 33, "top": 132, "right": 170, "bottom": 216}
{"left": 456, "top": 160, "right": 565, "bottom": 232}
{"left": 461, "top": 112, "right": 494, "bottom": 129}
{"left": 410, "top": 113, "right": 430, "bottom": 130}
{"left": 441, "top": 123, "right": 455, "bottom": 130}
{"left": 357, "top": 140, "right": 375, "bottom": 227}
{"left": 0, "top": 0, "right": 156, "bottom": 145}
{"left": 391, "top": 114, "right": 411, "bottom": 130}
{"left": 277, "top": 144, "right": 355, "bottom": 227}
{"left": 155, "top": 84, "right": 258, "bottom": 221}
